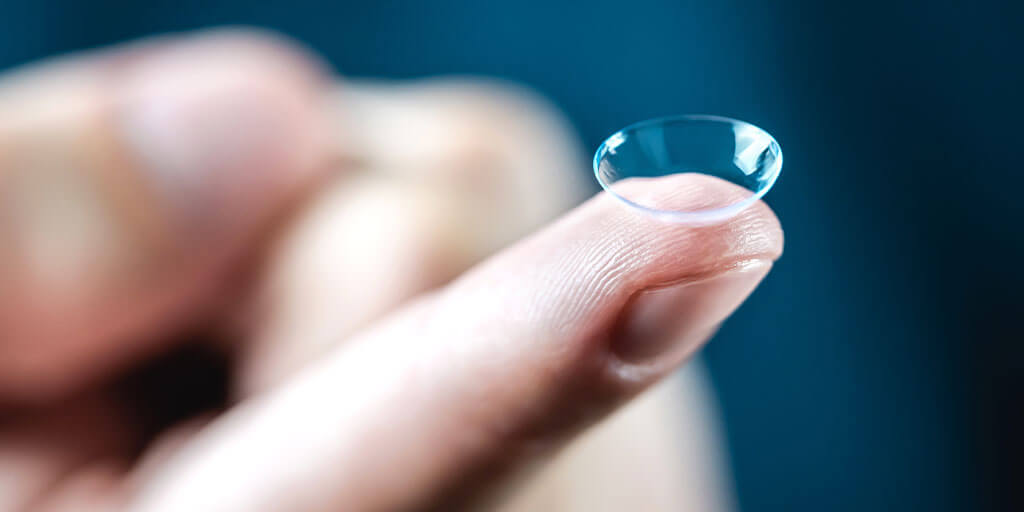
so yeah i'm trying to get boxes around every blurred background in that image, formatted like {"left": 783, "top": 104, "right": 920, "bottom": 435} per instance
{"left": 1, "top": 1, "right": 1021, "bottom": 511}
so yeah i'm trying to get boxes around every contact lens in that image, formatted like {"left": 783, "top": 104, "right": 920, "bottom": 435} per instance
{"left": 593, "top": 115, "right": 782, "bottom": 224}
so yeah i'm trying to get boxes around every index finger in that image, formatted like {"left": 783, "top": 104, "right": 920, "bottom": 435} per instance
{"left": 0, "top": 29, "right": 334, "bottom": 404}
{"left": 130, "top": 174, "right": 783, "bottom": 511}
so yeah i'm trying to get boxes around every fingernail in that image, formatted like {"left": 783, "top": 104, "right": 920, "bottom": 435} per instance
{"left": 612, "top": 261, "right": 773, "bottom": 363}
{"left": 115, "top": 42, "right": 325, "bottom": 237}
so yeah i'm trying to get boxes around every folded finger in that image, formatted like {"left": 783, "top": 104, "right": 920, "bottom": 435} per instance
{"left": 0, "top": 29, "right": 333, "bottom": 403}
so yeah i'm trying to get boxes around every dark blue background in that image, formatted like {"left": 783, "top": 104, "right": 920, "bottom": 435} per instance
{"left": 2, "top": 1, "right": 1021, "bottom": 510}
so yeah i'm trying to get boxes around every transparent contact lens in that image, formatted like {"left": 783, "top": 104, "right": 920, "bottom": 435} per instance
{"left": 594, "top": 115, "right": 782, "bottom": 224}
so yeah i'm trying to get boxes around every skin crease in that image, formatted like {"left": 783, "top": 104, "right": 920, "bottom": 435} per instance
{"left": 0, "top": 30, "right": 782, "bottom": 512}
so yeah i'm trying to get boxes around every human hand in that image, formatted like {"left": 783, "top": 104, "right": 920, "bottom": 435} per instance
{"left": 0, "top": 30, "right": 782, "bottom": 511}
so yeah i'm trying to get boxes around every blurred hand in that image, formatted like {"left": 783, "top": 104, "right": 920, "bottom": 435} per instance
{"left": 0, "top": 30, "right": 782, "bottom": 511}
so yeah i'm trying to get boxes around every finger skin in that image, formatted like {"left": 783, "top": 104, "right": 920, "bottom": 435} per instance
{"left": 0, "top": 30, "right": 332, "bottom": 404}
{"left": 496, "top": 369, "right": 736, "bottom": 512}
{"left": 131, "top": 174, "right": 783, "bottom": 512}
{"left": 239, "top": 79, "right": 588, "bottom": 396}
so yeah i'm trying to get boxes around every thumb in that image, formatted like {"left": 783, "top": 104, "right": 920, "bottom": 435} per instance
{"left": 0, "top": 29, "right": 334, "bottom": 403}
{"left": 130, "top": 174, "right": 783, "bottom": 512}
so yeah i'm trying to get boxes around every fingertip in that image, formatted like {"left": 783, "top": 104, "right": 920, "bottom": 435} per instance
{"left": 593, "top": 173, "right": 784, "bottom": 267}
{"left": 478, "top": 173, "right": 782, "bottom": 332}
{"left": 434, "top": 174, "right": 783, "bottom": 417}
